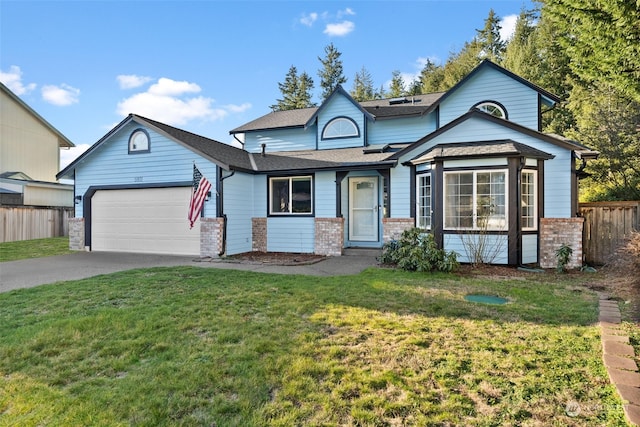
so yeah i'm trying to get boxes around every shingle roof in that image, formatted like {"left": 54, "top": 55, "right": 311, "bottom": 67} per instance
{"left": 230, "top": 108, "right": 317, "bottom": 133}
{"left": 408, "top": 140, "right": 554, "bottom": 164}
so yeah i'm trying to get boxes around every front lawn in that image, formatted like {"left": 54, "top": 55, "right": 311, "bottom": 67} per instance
{"left": 0, "top": 267, "right": 629, "bottom": 426}
{"left": 0, "top": 237, "right": 72, "bottom": 262}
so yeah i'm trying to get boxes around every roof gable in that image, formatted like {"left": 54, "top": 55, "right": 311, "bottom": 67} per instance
{"left": 304, "top": 85, "right": 375, "bottom": 128}
{"left": 1, "top": 82, "right": 75, "bottom": 148}
{"left": 57, "top": 114, "right": 253, "bottom": 180}
{"left": 391, "top": 109, "right": 593, "bottom": 162}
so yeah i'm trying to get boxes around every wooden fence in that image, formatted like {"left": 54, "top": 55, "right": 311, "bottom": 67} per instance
{"left": 0, "top": 206, "right": 74, "bottom": 243}
{"left": 579, "top": 201, "right": 640, "bottom": 265}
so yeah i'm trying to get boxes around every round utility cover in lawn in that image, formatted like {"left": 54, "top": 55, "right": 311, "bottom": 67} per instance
{"left": 464, "top": 294, "right": 508, "bottom": 305}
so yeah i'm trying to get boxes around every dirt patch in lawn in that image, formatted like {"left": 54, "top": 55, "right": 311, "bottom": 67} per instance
{"left": 225, "top": 251, "right": 327, "bottom": 266}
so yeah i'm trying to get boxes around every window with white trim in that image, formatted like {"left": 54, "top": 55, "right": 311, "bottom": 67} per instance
{"left": 128, "top": 129, "right": 150, "bottom": 153}
{"left": 521, "top": 170, "right": 537, "bottom": 230}
{"left": 416, "top": 173, "right": 432, "bottom": 229}
{"left": 269, "top": 176, "right": 313, "bottom": 215}
{"left": 444, "top": 170, "right": 507, "bottom": 230}
{"left": 473, "top": 101, "right": 507, "bottom": 119}
{"left": 322, "top": 117, "right": 359, "bottom": 139}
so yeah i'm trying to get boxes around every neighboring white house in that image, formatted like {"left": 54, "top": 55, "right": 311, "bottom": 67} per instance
{"left": 58, "top": 60, "right": 598, "bottom": 268}
{"left": 0, "top": 82, "right": 74, "bottom": 207}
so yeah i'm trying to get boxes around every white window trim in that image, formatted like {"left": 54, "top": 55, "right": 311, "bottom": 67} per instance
{"left": 128, "top": 129, "right": 150, "bottom": 153}
{"left": 322, "top": 117, "right": 359, "bottom": 139}
{"left": 268, "top": 175, "right": 313, "bottom": 215}
{"left": 473, "top": 101, "right": 507, "bottom": 119}
{"left": 443, "top": 169, "right": 509, "bottom": 231}
{"left": 416, "top": 173, "right": 432, "bottom": 230}
{"left": 521, "top": 170, "right": 538, "bottom": 231}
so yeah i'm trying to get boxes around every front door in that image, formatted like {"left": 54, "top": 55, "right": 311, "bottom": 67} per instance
{"left": 349, "top": 177, "right": 379, "bottom": 242}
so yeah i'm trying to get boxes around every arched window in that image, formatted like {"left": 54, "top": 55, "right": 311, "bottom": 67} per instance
{"left": 322, "top": 117, "right": 359, "bottom": 139}
{"left": 128, "top": 128, "right": 150, "bottom": 153}
{"left": 472, "top": 101, "right": 508, "bottom": 119}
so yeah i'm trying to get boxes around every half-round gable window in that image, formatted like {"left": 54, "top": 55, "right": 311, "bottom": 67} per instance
{"left": 472, "top": 101, "right": 508, "bottom": 120}
{"left": 322, "top": 117, "right": 359, "bottom": 139}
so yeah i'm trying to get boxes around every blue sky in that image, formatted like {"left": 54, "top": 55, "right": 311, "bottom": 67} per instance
{"left": 1, "top": 0, "right": 534, "bottom": 168}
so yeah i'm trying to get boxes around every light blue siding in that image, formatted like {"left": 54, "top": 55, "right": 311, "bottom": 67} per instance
{"left": 267, "top": 217, "right": 315, "bottom": 252}
{"left": 368, "top": 114, "right": 436, "bottom": 145}
{"left": 223, "top": 172, "right": 254, "bottom": 255}
{"left": 252, "top": 175, "right": 267, "bottom": 217}
{"left": 317, "top": 96, "right": 366, "bottom": 149}
{"left": 314, "top": 171, "right": 337, "bottom": 217}
{"left": 444, "top": 234, "right": 509, "bottom": 265}
{"left": 440, "top": 66, "right": 539, "bottom": 130}
{"left": 245, "top": 126, "right": 316, "bottom": 153}
{"left": 390, "top": 164, "right": 411, "bottom": 218}
{"left": 522, "top": 234, "right": 538, "bottom": 264}
{"left": 74, "top": 122, "right": 218, "bottom": 218}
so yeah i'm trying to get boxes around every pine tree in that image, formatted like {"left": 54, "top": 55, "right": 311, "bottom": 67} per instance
{"left": 350, "top": 66, "right": 375, "bottom": 101}
{"left": 272, "top": 65, "right": 316, "bottom": 111}
{"left": 318, "top": 43, "right": 347, "bottom": 100}
{"left": 502, "top": 8, "right": 538, "bottom": 78}
{"left": 388, "top": 70, "right": 406, "bottom": 98}
{"left": 475, "top": 8, "right": 506, "bottom": 62}
{"left": 419, "top": 58, "right": 445, "bottom": 93}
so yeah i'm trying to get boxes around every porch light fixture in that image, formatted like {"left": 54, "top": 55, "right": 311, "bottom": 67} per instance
{"left": 75, "top": 195, "right": 82, "bottom": 204}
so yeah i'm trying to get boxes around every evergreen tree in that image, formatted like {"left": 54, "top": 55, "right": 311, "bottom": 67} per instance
{"left": 318, "top": 43, "right": 347, "bottom": 100}
{"left": 542, "top": 0, "right": 640, "bottom": 103}
{"left": 475, "top": 8, "right": 506, "bottom": 62}
{"left": 350, "top": 66, "right": 375, "bottom": 101}
{"left": 419, "top": 58, "right": 446, "bottom": 93}
{"left": 272, "top": 65, "right": 316, "bottom": 111}
{"left": 388, "top": 70, "right": 406, "bottom": 98}
{"left": 502, "top": 8, "right": 539, "bottom": 78}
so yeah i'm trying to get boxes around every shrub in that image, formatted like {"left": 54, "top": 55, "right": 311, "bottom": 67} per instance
{"left": 381, "top": 228, "right": 459, "bottom": 273}
{"left": 555, "top": 243, "right": 573, "bottom": 273}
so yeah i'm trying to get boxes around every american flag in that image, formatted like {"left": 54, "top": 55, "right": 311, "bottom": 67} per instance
{"left": 188, "top": 164, "right": 212, "bottom": 229}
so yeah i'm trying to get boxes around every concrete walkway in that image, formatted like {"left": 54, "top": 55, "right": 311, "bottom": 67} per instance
{"left": 599, "top": 294, "right": 640, "bottom": 426}
{"left": 0, "top": 250, "right": 381, "bottom": 294}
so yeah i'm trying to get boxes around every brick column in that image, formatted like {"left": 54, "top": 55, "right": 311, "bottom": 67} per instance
{"left": 314, "top": 217, "right": 344, "bottom": 256}
{"left": 539, "top": 217, "right": 584, "bottom": 269}
{"left": 200, "top": 217, "right": 224, "bottom": 258}
{"left": 252, "top": 218, "right": 267, "bottom": 252}
{"left": 68, "top": 217, "right": 85, "bottom": 251}
{"left": 382, "top": 218, "right": 415, "bottom": 243}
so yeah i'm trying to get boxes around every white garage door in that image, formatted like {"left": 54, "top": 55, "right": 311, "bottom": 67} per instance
{"left": 92, "top": 187, "right": 200, "bottom": 255}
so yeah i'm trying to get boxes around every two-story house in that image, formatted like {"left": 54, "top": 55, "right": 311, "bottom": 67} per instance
{"left": 58, "top": 60, "right": 597, "bottom": 267}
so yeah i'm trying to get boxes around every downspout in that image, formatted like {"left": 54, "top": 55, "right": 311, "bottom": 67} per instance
{"left": 217, "top": 169, "right": 236, "bottom": 257}
{"left": 232, "top": 133, "right": 245, "bottom": 148}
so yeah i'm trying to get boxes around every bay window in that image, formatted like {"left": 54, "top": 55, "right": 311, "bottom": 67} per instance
{"left": 416, "top": 173, "right": 432, "bottom": 229}
{"left": 444, "top": 170, "right": 507, "bottom": 230}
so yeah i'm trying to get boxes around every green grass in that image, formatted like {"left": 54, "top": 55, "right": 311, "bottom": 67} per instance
{"left": 0, "top": 237, "right": 72, "bottom": 262}
{"left": 0, "top": 267, "right": 630, "bottom": 426}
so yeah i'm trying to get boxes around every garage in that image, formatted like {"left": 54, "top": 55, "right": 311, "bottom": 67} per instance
{"left": 91, "top": 187, "right": 200, "bottom": 255}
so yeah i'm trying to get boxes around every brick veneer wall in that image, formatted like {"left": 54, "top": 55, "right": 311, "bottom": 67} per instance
{"left": 315, "top": 217, "right": 344, "bottom": 256}
{"left": 382, "top": 218, "right": 415, "bottom": 243}
{"left": 200, "top": 217, "right": 224, "bottom": 258}
{"left": 252, "top": 218, "right": 267, "bottom": 252}
{"left": 68, "top": 217, "right": 84, "bottom": 251}
{"left": 539, "top": 217, "right": 584, "bottom": 269}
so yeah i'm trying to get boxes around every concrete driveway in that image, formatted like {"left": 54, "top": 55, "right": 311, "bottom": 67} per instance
{"left": 0, "top": 250, "right": 380, "bottom": 293}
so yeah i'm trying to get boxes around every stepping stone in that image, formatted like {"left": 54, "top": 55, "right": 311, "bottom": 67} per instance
{"left": 600, "top": 307, "right": 621, "bottom": 315}
{"left": 603, "top": 335, "right": 630, "bottom": 343}
{"left": 608, "top": 368, "right": 640, "bottom": 387}
{"left": 600, "top": 321, "right": 623, "bottom": 329}
{"left": 600, "top": 301, "right": 619, "bottom": 308}
{"left": 605, "top": 354, "right": 639, "bottom": 372}
{"left": 604, "top": 341, "right": 635, "bottom": 356}
{"left": 600, "top": 314, "right": 622, "bottom": 323}
{"left": 617, "top": 384, "right": 640, "bottom": 405}
{"left": 624, "top": 403, "right": 640, "bottom": 426}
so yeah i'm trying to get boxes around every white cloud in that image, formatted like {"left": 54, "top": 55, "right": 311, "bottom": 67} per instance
{"left": 148, "top": 77, "right": 201, "bottom": 96}
{"left": 117, "top": 74, "right": 153, "bottom": 89}
{"left": 0, "top": 65, "right": 36, "bottom": 95}
{"left": 324, "top": 21, "right": 355, "bottom": 37}
{"left": 499, "top": 14, "right": 518, "bottom": 42}
{"left": 41, "top": 84, "right": 80, "bottom": 106}
{"left": 60, "top": 144, "right": 91, "bottom": 169}
{"left": 337, "top": 8, "right": 355, "bottom": 18}
{"left": 300, "top": 12, "right": 318, "bottom": 27}
{"left": 116, "top": 77, "right": 249, "bottom": 126}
